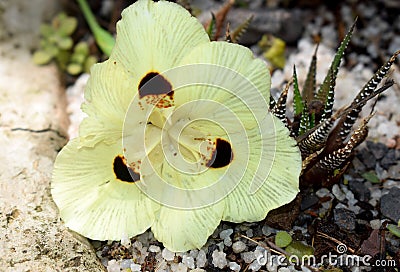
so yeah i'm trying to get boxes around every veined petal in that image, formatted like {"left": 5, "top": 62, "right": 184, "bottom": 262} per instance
{"left": 51, "top": 138, "right": 157, "bottom": 241}
{"left": 222, "top": 113, "right": 301, "bottom": 222}
{"left": 152, "top": 201, "right": 224, "bottom": 252}
{"left": 80, "top": 60, "right": 138, "bottom": 147}
{"left": 112, "top": 0, "right": 209, "bottom": 84}
{"left": 164, "top": 42, "right": 271, "bottom": 131}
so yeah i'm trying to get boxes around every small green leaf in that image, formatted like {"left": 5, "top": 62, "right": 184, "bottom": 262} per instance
{"left": 43, "top": 44, "right": 59, "bottom": 58}
{"left": 56, "top": 36, "right": 73, "bottom": 50}
{"left": 67, "top": 63, "right": 83, "bottom": 75}
{"left": 285, "top": 241, "right": 314, "bottom": 260}
{"left": 71, "top": 53, "right": 86, "bottom": 64}
{"left": 275, "top": 231, "right": 292, "bottom": 248}
{"left": 40, "top": 24, "right": 54, "bottom": 38}
{"left": 55, "top": 50, "right": 71, "bottom": 70}
{"left": 361, "top": 171, "right": 380, "bottom": 184}
{"left": 59, "top": 17, "right": 78, "bottom": 36}
{"left": 387, "top": 224, "right": 400, "bottom": 238}
{"left": 32, "top": 50, "right": 53, "bottom": 65}
{"left": 74, "top": 41, "right": 89, "bottom": 56}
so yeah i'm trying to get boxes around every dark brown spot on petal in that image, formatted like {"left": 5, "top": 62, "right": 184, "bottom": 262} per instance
{"left": 138, "top": 72, "right": 173, "bottom": 98}
{"left": 138, "top": 72, "right": 174, "bottom": 108}
{"left": 113, "top": 155, "right": 140, "bottom": 182}
{"left": 207, "top": 138, "right": 233, "bottom": 168}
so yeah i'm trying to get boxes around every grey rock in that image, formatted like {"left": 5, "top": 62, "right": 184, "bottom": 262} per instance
{"left": 366, "top": 141, "right": 388, "bottom": 160}
{"left": 380, "top": 187, "right": 400, "bottom": 223}
{"left": 349, "top": 180, "right": 370, "bottom": 202}
{"left": 300, "top": 194, "right": 319, "bottom": 211}
{"left": 380, "top": 149, "right": 397, "bottom": 170}
{"left": 356, "top": 148, "right": 377, "bottom": 170}
{"left": 334, "top": 208, "right": 356, "bottom": 231}
{"left": 0, "top": 2, "right": 103, "bottom": 270}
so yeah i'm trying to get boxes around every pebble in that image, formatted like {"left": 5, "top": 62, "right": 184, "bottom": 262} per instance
{"left": 316, "top": 188, "right": 330, "bottom": 198}
{"left": 211, "top": 250, "right": 227, "bottom": 269}
{"left": 380, "top": 187, "right": 400, "bottom": 222}
{"left": 220, "top": 228, "right": 233, "bottom": 239}
{"left": 196, "top": 250, "right": 207, "bottom": 268}
{"left": 381, "top": 149, "right": 397, "bottom": 169}
{"left": 241, "top": 251, "right": 256, "bottom": 263}
{"left": 366, "top": 141, "right": 388, "bottom": 160}
{"left": 370, "top": 219, "right": 382, "bottom": 230}
{"left": 149, "top": 245, "right": 161, "bottom": 253}
{"left": 120, "top": 235, "right": 131, "bottom": 248}
{"left": 246, "top": 229, "right": 254, "bottom": 238}
{"left": 388, "top": 163, "right": 400, "bottom": 179}
{"left": 232, "top": 241, "right": 247, "bottom": 253}
{"left": 171, "top": 263, "right": 188, "bottom": 272}
{"left": 300, "top": 194, "right": 319, "bottom": 210}
{"left": 334, "top": 208, "right": 356, "bottom": 231}
{"left": 262, "top": 225, "right": 276, "bottom": 236}
{"left": 346, "top": 190, "right": 357, "bottom": 206}
{"left": 161, "top": 248, "right": 175, "bottom": 261}
{"left": 182, "top": 255, "right": 195, "bottom": 269}
{"left": 332, "top": 184, "right": 346, "bottom": 201}
{"left": 130, "top": 263, "right": 141, "bottom": 272}
{"left": 249, "top": 259, "right": 262, "bottom": 271}
{"left": 106, "top": 260, "right": 120, "bottom": 272}
{"left": 349, "top": 180, "right": 370, "bottom": 202}
{"left": 278, "top": 268, "right": 291, "bottom": 272}
{"left": 189, "top": 249, "right": 199, "bottom": 259}
{"left": 120, "top": 259, "right": 134, "bottom": 269}
{"left": 229, "top": 261, "right": 241, "bottom": 272}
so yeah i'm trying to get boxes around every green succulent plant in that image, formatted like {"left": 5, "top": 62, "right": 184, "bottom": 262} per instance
{"left": 67, "top": 42, "right": 97, "bottom": 75}
{"left": 269, "top": 20, "right": 399, "bottom": 188}
{"left": 33, "top": 13, "right": 77, "bottom": 66}
{"left": 33, "top": 12, "right": 97, "bottom": 76}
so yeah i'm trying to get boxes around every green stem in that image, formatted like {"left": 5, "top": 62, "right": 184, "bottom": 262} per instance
{"left": 76, "top": 0, "right": 115, "bottom": 56}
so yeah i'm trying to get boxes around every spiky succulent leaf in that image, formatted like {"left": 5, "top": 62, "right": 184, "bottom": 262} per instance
{"left": 293, "top": 65, "right": 304, "bottom": 115}
{"left": 353, "top": 50, "right": 400, "bottom": 105}
{"left": 321, "top": 69, "right": 336, "bottom": 120}
{"left": 315, "top": 20, "right": 356, "bottom": 103}
{"left": 206, "top": 13, "right": 217, "bottom": 40}
{"left": 271, "top": 81, "right": 290, "bottom": 125}
{"left": 298, "top": 106, "right": 310, "bottom": 136}
{"left": 231, "top": 15, "right": 253, "bottom": 43}
{"left": 297, "top": 115, "right": 336, "bottom": 157}
{"left": 303, "top": 44, "right": 318, "bottom": 104}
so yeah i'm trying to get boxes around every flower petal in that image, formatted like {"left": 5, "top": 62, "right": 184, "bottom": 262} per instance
{"left": 52, "top": 138, "right": 157, "bottom": 241}
{"left": 151, "top": 201, "right": 224, "bottom": 252}
{"left": 112, "top": 0, "right": 209, "bottom": 81}
{"left": 164, "top": 42, "right": 271, "bottom": 131}
{"left": 79, "top": 60, "right": 138, "bottom": 147}
{"left": 222, "top": 113, "right": 301, "bottom": 222}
